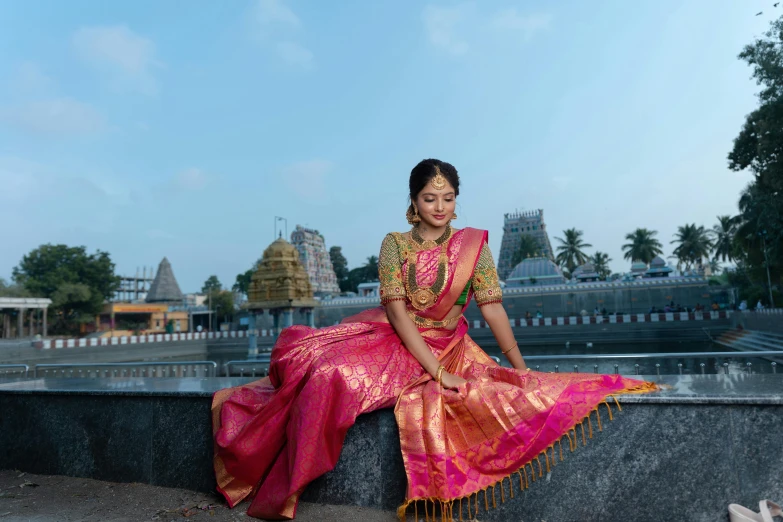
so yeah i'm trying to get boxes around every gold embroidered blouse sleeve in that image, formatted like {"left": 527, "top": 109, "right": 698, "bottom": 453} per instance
{"left": 378, "top": 233, "right": 407, "bottom": 305}
{"left": 472, "top": 242, "right": 503, "bottom": 307}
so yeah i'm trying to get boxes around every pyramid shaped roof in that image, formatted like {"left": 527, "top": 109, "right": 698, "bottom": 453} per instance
{"left": 145, "top": 257, "right": 184, "bottom": 303}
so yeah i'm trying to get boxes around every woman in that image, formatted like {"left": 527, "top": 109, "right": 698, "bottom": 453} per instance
{"left": 212, "top": 159, "right": 657, "bottom": 521}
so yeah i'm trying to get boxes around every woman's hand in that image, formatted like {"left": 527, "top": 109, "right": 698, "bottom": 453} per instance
{"left": 440, "top": 371, "right": 467, "bottom": 390}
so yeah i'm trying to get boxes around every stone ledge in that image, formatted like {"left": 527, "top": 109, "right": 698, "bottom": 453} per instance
{"left": 0, "top": 377, "right": 782, "bottom": 521}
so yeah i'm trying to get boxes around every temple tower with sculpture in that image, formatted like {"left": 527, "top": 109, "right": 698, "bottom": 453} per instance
{"left": 244, "top": 234, "right": 319, "bottom": 355}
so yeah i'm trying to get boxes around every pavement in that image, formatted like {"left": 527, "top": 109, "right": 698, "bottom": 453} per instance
{"left": 0, "top": 470, "right": 400, "bottom": 522}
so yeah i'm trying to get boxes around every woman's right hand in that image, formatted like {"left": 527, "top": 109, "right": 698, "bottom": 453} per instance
{"left": 440, "top": 371, "right": 467, "bottom": 390}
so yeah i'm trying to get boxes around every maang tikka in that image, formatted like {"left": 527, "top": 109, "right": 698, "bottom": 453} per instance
{"left": 430, "top": 166, "right": 448, "bottom": 190}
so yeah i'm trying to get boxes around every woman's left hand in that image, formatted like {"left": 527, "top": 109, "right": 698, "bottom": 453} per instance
{"left": 440, "top": 371, "right": 467, "bottom": 390}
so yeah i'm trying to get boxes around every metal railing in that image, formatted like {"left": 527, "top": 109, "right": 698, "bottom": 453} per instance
{"left": 520, "top": 350, "right": 783, "bottom": 375}
{"left": 33, "top": 361, "right": 217, "bottom": 378}
{"left": 0, "top": 364, "right": 30, "bottom": 378}
{"left": 225, "top": 354, "right": 272, "bottom": 377}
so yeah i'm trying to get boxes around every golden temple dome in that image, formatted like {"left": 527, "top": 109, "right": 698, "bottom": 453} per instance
{"left": 246, "top": 236, "right": 318, "bottom": 310}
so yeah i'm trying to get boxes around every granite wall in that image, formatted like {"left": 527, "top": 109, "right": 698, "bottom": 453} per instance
{"left": 0, "top": 376, "right": 780, "bottom": 522}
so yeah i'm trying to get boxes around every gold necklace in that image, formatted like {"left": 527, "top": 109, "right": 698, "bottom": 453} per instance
{"left": 410, "top": 224, "right": 452, "bottom": 251}
{"left": 405, "top": 233, "right": 451, "bottom": 311}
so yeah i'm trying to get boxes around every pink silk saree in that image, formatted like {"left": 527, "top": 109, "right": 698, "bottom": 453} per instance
{"left": 212, "top": 228, "right": 658, "bottom": 520}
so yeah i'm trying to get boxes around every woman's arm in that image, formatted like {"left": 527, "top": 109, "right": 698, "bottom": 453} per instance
{"left": 479, "top": 303, "right": 527, "bottom": 370}
{"left": 385, "top": 300, "right": 467, "bottom": 389}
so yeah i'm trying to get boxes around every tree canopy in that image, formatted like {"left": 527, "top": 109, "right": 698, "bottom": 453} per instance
{"left": 510, "top": 234, "right": 542, "bottom": 267}
{"left": 554, "top": 229, "right": 591, "bottom": 274}
{"left": 201, "top": 275, "right": 222, "bottom": 294}
{"left": 12, "top": 244, "right": 120, "bottom": 332}
{"left": 622, "top": 228, "right": 663, "bottom": 265}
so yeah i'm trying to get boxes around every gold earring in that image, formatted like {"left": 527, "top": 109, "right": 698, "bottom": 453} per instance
{"left": 451, "top": 213, "right": 457, "bottom": 221}
{"left": 406, "top": 206, "right": 421, "bottom": 225}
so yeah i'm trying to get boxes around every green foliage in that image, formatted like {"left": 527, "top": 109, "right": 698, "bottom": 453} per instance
{"left": 591, "top": 251, "right": 612, "bottom": 280}
{"left": 554, "top": 228, "right": 592, "bottom": 274}
{"left": 0, "top": 278, "right": 29, "bottom": 297}
{"left": 670, "top": 224, "right": 713, "bottom": 271}
{"left": 510, "top": 234, "right": 541, "bottom": 267}
{"left": 233, "top": 269, "right": 254, "bottom": 295}
{"left": 329, "top": 246, "right": 350, "bottom": 291}
{"left": 622, "top": 228, "right": 663, "bottom": 264}
{"left": 201, "top": 275, "right": 222, "bottom": 294}
{"left": 711, "top": 215, "right": 737, "bottom": 262}
{"left": 726, "top": 15, "right": 783, "bottom": 302}
{"left": 344, "top": 256, "right": 379, "bottom": 293}
{"left": 12, "top": 244, "right": 120, "bottom": 333}
{"left": 207, "top": 289, "right": 236, "bottom": 323}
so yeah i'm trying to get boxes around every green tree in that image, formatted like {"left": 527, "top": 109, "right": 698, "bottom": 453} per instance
{"left": 727, "top": 14, "right": 783, "bottom": 300}
{"left": 201, "top": 275, "right": 222, "bottom": 294}
{"left": 622, "top": 228, "right": 663, "bottom": 265}
{"left": 232, "top": 269, "right": 254, "bottom": 295}
{"left": 671, "top": 224, "right": 713, "bottom": 271}
{"left": 207, "top": 290, "right": 236, "bottom": 325}
{"left": 554, "top": 229, "right": 592, "bottom": 274}
{"left": 329, "top": 246, "right": 350, "bottom": 291}
{"left": 510, "top": 234, "right": 541, "bottom": 267}
{"left": 344, "top": 256, "right": 379, "bottom": 293}
{"left": 591, "top": 252, "right": 612, "bottom": 281}
{"left": 711, "top": 215, "right": 737, "bottom": 263}
{"left": 12, "top": 244, "right": 120, "bottom": 333}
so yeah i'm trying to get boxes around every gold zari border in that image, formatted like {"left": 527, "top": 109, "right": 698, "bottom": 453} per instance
{"left": 406, "top": 311, "right": 462, "bottom": 329}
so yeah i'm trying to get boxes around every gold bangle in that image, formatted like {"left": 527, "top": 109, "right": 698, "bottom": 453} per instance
{"left": 435, "top": 365, "right": 445, "bottom": 385}
{"left": 501, "top": 343, "right": 519, "bottom": 355}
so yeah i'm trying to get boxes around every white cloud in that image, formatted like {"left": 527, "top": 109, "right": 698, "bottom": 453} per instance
{"left": 254, "top": 0, "right": 301, "bottom": 29}
{"left": 1, "top": 98, "right": 106, "bottom": 135}
{"left": 249, "top": 0, "right": 313, "bottom": 68}
{"left": 422, "top": 4, "right": 471, "bottom": 56}
{"left": 174, "top": 168, "right": 208, "bottom": 191}
{"left": 72, "top": 25, "right": 161, "bottom": 95}
{"left": 276, "top": 41, "right": 314, "bottom": 68}
{"left": 283, "top": 160, "right": 332, "bottom": 199}
{"left": 490, "top": 9, "right": 551, "bottom": 40}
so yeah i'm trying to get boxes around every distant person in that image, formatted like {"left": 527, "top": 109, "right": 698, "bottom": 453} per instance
{"left": 695, "top": 303, "right": 703, "bottom": 312}
{"left": 756, "top": 300, "right": 764, "bottom": 311}
{"left": 525, "top": 311, "right": 532, "bottom": 320}
{"left": 712, "top": 301, "right": 720, "bottom": 311}
{"left": 593, "top": 306, "right": 600, "bottom": 316}
{"left": 601, "top": 307, "right": 607, "bottom": 316}
{"left": 739, "top": 300, "right": 748, "bottom": 311}
{"left": 536, "top": 310, "right": 543, "bottom": 318}
{"left": 211, "top": 158, "right": 657, "bottom": 519}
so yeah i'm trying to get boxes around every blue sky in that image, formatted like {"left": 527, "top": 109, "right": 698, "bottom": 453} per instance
{"left": 0, "top": 0, "right": 778, "bottom": 293}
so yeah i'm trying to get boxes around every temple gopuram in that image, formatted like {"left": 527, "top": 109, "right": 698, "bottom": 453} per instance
{"left": 244, "top": 234, "right": 319, "bottom": 352}
{"left": 290, "top": 225, "right": 340, "bottom": 297}
{"left": 497, "top": 209, "right": 555, "bottom": 281}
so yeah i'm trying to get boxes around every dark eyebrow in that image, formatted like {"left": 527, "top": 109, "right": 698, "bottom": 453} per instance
{"left": 420, "top": 191, "right": 456, "bottom": 197}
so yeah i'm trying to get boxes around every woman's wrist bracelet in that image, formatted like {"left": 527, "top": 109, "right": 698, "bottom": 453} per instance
{"left": 501, "top": 343, "right": 519, "bottom": 355}
{"left": 435, "top": 365, "right": 445, "bottom": 385}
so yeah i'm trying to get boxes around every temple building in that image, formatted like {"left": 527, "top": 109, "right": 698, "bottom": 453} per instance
{"left": 572, "top": 262, "right": 601, "bottom": 283}
{"left": 98, "top": 257, "right": 188, "bottom": 335}
{"left": 497, "top": 209, "right": 554, "bottom": 281}
{"left": 245, "top": 235, "right": 319, "bottom": 350}
{"left": 505, "top": 257, "right": 567, "bottom": 287}
{"left": 644, "top": 256, "right": 673, "bottom": 278}
{"left": 290, "top": 225, "right": 340, "bottom": 297}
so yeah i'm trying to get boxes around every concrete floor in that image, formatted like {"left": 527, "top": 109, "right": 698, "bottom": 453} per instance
{"left": 0, "top": 470, "right": 401, "bottom": 522}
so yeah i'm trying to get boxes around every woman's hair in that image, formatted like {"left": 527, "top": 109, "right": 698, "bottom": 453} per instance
{"left": 408, "top": 159, "right": 460, "bottom": 217}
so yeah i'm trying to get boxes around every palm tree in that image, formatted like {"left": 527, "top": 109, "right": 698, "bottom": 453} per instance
{"left": 622, "top": 228, "right": 663, "bottom": 265}
{"left": 671, "top": 224, "right": 713, "bottom": 271}
{"left": 555, "top": 229, "right": 592, "bottom": 274}
{"left": 591, "top": 252, "right": 612, "bottom": 280}
{"left": 711, "top": 215, "right": 736, "bottom": 262}
{"left": 510, "top": 234, "right": 541, "bottom": 267}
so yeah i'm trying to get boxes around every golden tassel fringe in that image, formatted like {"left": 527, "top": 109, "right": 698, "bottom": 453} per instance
{"left": 397, "top": 395, "right": 639, "bottom": 521}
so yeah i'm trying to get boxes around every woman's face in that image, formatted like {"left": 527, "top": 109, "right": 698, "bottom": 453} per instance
{"left": 413, "top": 179, "right": 456, "bottom": 229}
